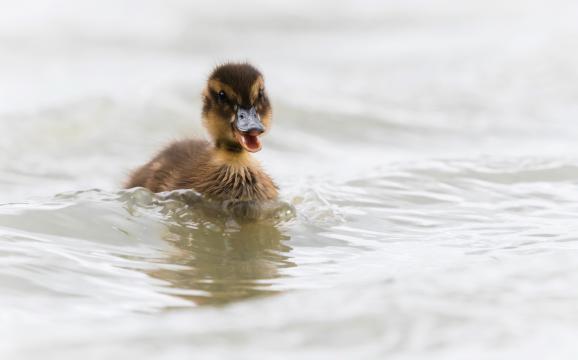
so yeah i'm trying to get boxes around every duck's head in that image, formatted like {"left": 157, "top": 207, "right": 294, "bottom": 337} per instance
{"left": 202, "top": 63, "right": 272, "bottom": 154}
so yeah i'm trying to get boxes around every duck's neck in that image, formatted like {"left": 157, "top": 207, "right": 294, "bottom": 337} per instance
{"left": 215, "top": 139, "right": 243, "bottom": 154}
{"left": 211, "top": 143, "right": 253, "bottom": 169}
{"left": 200, "top": 145, "right": 277, "bottom": 202}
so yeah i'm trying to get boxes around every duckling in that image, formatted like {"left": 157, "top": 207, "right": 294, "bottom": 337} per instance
{"left": 125, "top": 63, "right": 278, "bottom": 204}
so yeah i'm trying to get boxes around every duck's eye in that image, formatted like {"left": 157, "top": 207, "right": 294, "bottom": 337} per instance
{"left": 258, "top": 88, "right": 265, "bottom": 99}
{"left": 217, "top": 91, "right": 227, "bottom": 102}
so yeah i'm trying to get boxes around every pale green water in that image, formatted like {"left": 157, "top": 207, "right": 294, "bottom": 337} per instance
{"left": 2, "top": 0, "right": 578, "bottom": 359}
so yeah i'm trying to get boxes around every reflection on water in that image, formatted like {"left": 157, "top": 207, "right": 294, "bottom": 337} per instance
{"left": 156, "top": 221, "right": 293, "bottom": 305}
{"left": 121, "top": 188, "right": 296, "bottom": 305}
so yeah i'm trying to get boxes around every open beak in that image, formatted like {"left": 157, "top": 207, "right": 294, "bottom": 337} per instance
{"left": 233, "top": 107, "right": 265, "bottom": 152}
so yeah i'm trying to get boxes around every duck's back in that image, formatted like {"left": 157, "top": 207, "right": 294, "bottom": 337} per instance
{"left": 126, "top": 139, "right": 211, "bottom": 192}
